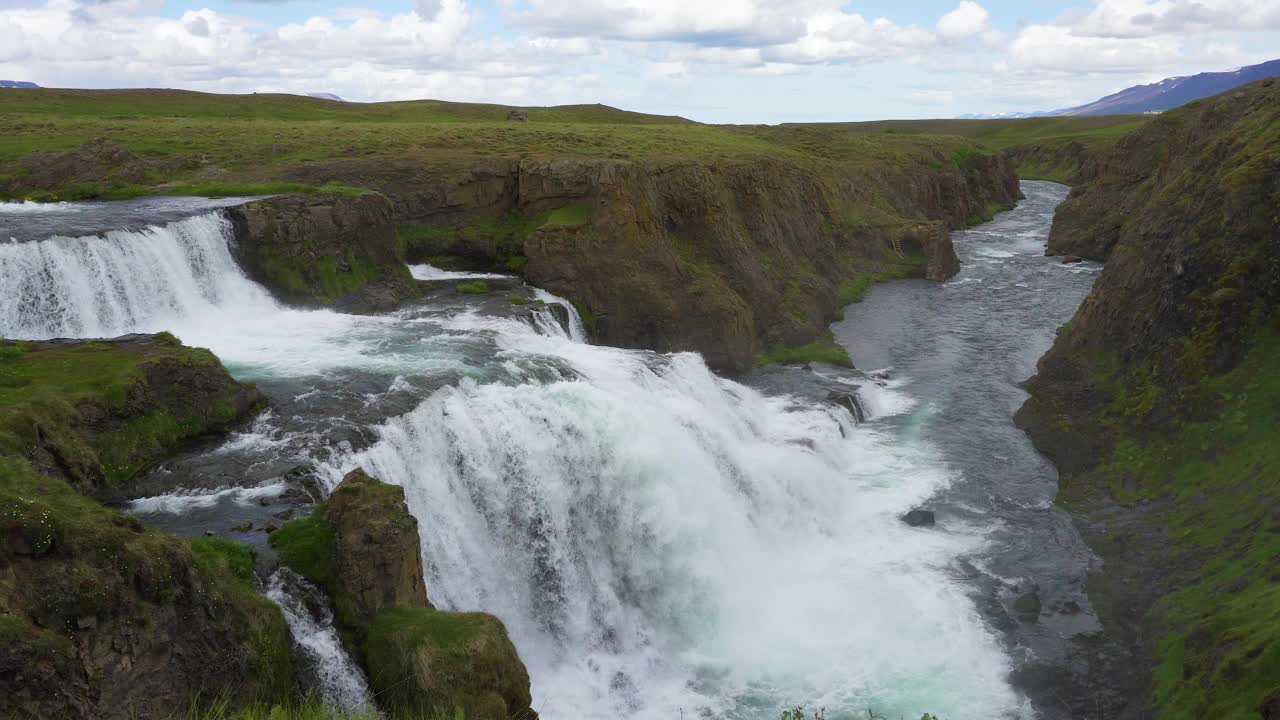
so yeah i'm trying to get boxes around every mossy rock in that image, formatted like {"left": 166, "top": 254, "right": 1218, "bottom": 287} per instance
{"left": 364, "top": 607, "right": 536, "bottom": 720}
{"left": 0, "top": 457, "right": 295, "bottom": 718}
{"left": 269, "top": 469, "right": 427, "bottom": 635}
{"left": 0, "top": 335, "right": 263, "bottom": 491}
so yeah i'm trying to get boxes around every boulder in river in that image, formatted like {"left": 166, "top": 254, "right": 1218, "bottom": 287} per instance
{"left": 270, "top": 468, "right": 538, "bottom": 719}
{"left": 1059, "top": 255, "right": 1084, "bottom": 264}
{"left": 902, "top": 509, "right": 936, "bottom": 527}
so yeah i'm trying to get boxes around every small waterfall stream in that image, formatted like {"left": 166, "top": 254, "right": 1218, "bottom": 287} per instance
{"left": 264, "top": 569, "right": 377, "bottom": 713}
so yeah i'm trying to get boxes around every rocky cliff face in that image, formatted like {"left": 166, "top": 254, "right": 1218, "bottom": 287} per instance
{"left": 1001, "top": 140, "right": 1103, "bottom": 187}
{"left": 0, "top": 335, "right": 294, "bottom": 719}
{"left": 1016, "top": 78, "right": 1280, "bottom": 719}
{"left": 286, "top": 151, "right": 1020, "bottom": 369}
{"left": 227, "top": 193, "right": 420, "bottom": 312}
{"left": 271, "top": 469, "right": 537, "bottom": 720}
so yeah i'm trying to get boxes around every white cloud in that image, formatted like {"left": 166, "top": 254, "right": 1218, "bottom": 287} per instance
{"left": 0, "top": 0, "right": 614, "bottom": 102}
{"left": 1009, "top": 24, "right": 1183, "bottom": 72}
{"left": 1071, "top": 0, "right": 1280, "bottom": 39}
{"left": 910, "top": 89, "right": 955, "bottom": 104}
{"left": 937, "top": 1, "right": 989, "bottom": 39}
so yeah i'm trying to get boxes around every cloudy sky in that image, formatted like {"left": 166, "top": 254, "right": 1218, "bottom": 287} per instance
{"left": 2, "top": 0, "right": 1278, "bottom": 122}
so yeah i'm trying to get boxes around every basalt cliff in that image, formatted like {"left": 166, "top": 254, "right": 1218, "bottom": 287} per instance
{"left": 270, "top": 150, "right": 1019, "bottom": 369}
{"left": 1016, "top": 78, "right": 1280, "bottom": 719}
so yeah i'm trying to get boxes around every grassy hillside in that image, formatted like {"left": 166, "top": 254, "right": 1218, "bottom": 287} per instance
{"left": 1016, "top": 77, "right": 1280, "bottom": 719}
{"left": 806, "top": 115, "right": 1148, "bottom": 149}
{"left": 0, "top": 88, "right": 1144, "bottom": 200}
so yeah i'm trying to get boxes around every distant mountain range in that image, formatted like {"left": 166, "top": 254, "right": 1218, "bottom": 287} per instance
{"left": 962, "top": 58, "right": 1280, "bottom": 119}
{"left": 0, "top": 81, "right": 40, "bottom": 89}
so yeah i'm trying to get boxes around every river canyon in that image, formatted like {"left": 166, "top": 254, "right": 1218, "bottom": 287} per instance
{"left": 0, "top": 179, "right": 1102, "bottom": 719}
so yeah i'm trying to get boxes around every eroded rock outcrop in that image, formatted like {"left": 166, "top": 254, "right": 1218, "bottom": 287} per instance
{"left": 226, "top": 192, "right": 419, "bottom": 312}
{"left": 2, "top": 334, "right": 263, "bottom": 493}
{"left": 284, "top": 150, "right": 1020, "bottom": 369}
{"left": 0, "top": 334, "right": 293, "bottom": 719}
{"left": 271, "top": 469, "right": 537, "bottom": 720}
{"left": 0, "top": 139, "right": 153, "bottom": 199}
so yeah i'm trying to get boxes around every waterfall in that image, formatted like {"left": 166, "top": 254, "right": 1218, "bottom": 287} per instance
{"left": 4, "top": 202, "right": 1028, "bottom": 720}
{"left": 0, "top": 213, "right": 275, "bottom": 340}
{"left": 264, "top": 569, "right": 376, "bottom": 712}
{"left": 320, "top": 309, "right": 1024, "bottom": 720}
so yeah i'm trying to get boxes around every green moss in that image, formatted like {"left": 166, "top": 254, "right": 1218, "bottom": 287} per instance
{"left": 190, "top": 537, "right": 257, "bottom": 585}
{"left": 0, "top": 339, "right": 253, "bottom": 487}
{"left": 543, "top": 203, "right": 593, "bottom": 227}
{"left": 455, "top": 280, "right": 490, "bottom": 295}
{"left": 1081, "top": 331, "right": 1280, "bottom": 719}
{"left": 268, "top": 507, "right": 338, "bottom": 597}
{"left": 509, "top": 295, "right": 531, "bottom": 305}
{"left": 363, "top": 607, "right": 528, "bottom": 720}
{"left": 568, "top": 297, "right": 596, "bottom": 335}
{"left": 837, "top": 256, "right": 927, "bottom": 305}
{"left": 503, "top": 254, "right": 528, "bottom": 272}
{"left": 951, "top": 146, "right": 991, "bottom": 168}
{"left": 174, "top": 697, "right": 384, "bottom": 719}
{"left": 757, "top": 333, "right": 853, "bottom": 368}
{"left": 315, "top": 254, "right": 378, "bottom": 302}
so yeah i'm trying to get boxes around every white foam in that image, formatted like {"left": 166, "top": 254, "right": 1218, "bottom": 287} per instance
{"left": 409, "top": 263, "right": 510, "bottom": 281}
{"left": 264, "top": 569, "right": 376, "bottom": 712}
{"left": 317, "top": 323, "right": 1022, "bottom": 719}
{"left": 127, "top": 482, "right": 286, "bottom": 515}
{"left": 0, "top": 200, "right": 84, "bottom": 213}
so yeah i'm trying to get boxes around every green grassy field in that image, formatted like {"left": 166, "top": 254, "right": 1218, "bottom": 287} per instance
{"left": 0, "top": 88, "right": 1146, "bottom": 200}
{"left": 799, "top": 114, "right": 1149, "bottom": 150}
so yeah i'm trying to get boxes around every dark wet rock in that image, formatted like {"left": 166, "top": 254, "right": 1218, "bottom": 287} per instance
{"left": 1013, "top": 592, "right": 1042, "bottom": 621}
{"left": 1061, "top": 600, "right": 1082, "bottom": 615}
{"left": 1059, "top": 255, "right": 1083, "bottom": 264}
{"left": 230, "top": 520, "right": 253, "bottom": 532}
{"left": 902, "top": 509, "right": 936, "bottom": 527}
{"left": 1262, "top": 691, "right": 1280, "bottom": 720}
{"left": 827, "top": 390, "right": 866, "bottom": 423}
{"left": 227, "top": 192, "right": 420, "bottom": 312}
{"left": 281, "top": 464, "right": 325, "bottom": 503}
{"left": 271, "top": 509, "right": 294, "bottom": 521}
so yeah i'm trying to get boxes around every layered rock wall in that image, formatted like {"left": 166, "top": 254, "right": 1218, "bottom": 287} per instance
{"left": 285, "top": 151, "right": 1019, "bottom": 368}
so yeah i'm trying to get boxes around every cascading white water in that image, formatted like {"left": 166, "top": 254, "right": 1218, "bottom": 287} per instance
{"left": 264, "top": 569, "right": 376, "bottom": 713}
{"left": 321, "top": 309, "right": 1025, "bottom": 720}
{"left": 4, "top": 203, "right": 1029, "bottom": 720}
{"left": 0, "top": 214, "right": 274, "bottom": 340}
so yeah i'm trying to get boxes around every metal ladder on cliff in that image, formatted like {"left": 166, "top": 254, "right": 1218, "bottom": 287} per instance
{"left": 890, "top": 234, "right": 905, "bottom": 259}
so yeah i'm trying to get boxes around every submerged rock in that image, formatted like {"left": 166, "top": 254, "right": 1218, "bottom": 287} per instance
{"left": 902, "top": 509, "right": 936, "bottom": 527}
{"left": 1013, "top": 592, "right": 1042, "bottom": 622}
{"left": 1059, "top": 255, "right": 1083, "bottom": 264}
{"left": 827, "top": 390, "right": 866, "bottom": 423}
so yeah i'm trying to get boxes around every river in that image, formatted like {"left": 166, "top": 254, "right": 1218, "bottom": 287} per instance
{"left": 0, "top": 180, "right": 1098, "bottom": 720}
